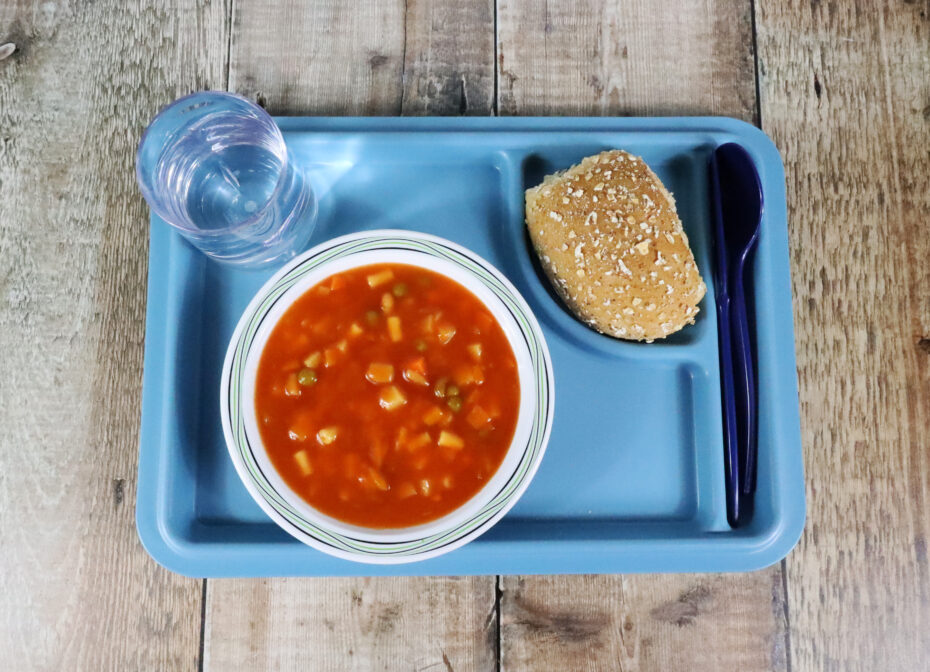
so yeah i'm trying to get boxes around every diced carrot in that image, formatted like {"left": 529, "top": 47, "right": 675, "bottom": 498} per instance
{"left": 394, "top": 427, "right": 409, "bottom": 450}
{"left": 418, "top": 479, "right": 431, "bottom": 496}
{"left": 404, "top": 369, "right": 428, "bottom": 386}
{"left": 467, "top": 343, "right": 483, "bottom": 361}
{"left": 317, "top": 285, "right": 331, "bottom": 296}
{"left": 407, "top": 357, "right": 426, "bottom": 375}
{"left": 329, "top": 274, "right": 346, "bottom": 291}
{"left": 442, "top": 475, "right": 453, "bottom": 489}
{"left": 288, "top": 412, "right": 314, "bottom": 441}
{"left": 466, "top": 404, "right": 492, "bottom": 430}
{"left": 421, "top": 313, "right": 436, "bottom": 334}
{"left": 423, "top": 405, "right": 445, "bottom": 426}
{"left": 348, "top": 322, "right": 363, "bottom": 337}
{"left": 303, "top": 351, "right": 322, "bottom": 368}
{"left": 381, "top": 292, "right": 394, "bottom": 313}
{"left": 437, "top": 323, "right": 456, "bottom": 345}
{"left": 439, "top": 446, "right": 459, "bottom": 461}
{"left": 476, "top": 312, "right": 494, "bottom": 331}
{"left": 413, "top": 456, "right": 428, "bottom": 470}
{"left": 366, "top": 362, "right": 394, "bottom": 384}
{"left": 316, "top": 426, "right": 338, "bottom": 445}
{"left": 284, "top": 372, "right": 301, "bottom": 397}
{"left": 367, "top": 269, "right": 394, "bottom": 287}
{"left": 407, "top": 432, "right": 431, "bottom": 451}
{"left": 395, "top": 482, "right": 418, "bottom": 499}
{"left": 294, "top": 450, "right": 313, "bottom": 476}
{"left": 387, "top": 316, "right": 402, "bottom": 342}
{"left": 368, "top": 467, "right": 389, "bottom": 491}
{"left": 336, "top": 339, "right": 348, "bottom": 353}
{"left": 324, "top": 348, "right": 340, "bottom": 367}
{"left": 454, "top": 365, "right": 485, "bottom": 386}
{"left": 438, "top": 430, "right": 464, "bottom": 449}
{"left": 379, "top": 385, "right": 407, "bottom": 410}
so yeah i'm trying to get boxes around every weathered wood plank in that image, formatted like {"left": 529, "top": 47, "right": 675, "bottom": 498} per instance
{"left": 229, "top": 0, "right": 495, "bottom": 116}
{"left": 205, "top": 577, "right": 497, "bottom": 671}
{"left": 206, "top": 2, "right": 497, "bottom": 669}
{"left": 496, "top": 2, "right": 787, "bottom": 670}
{"left": 755, "top": 1, "right": 930, "bottom": 670}
{"left": 0, "top": 0, "right": 229, "bottom": 669}
{"left": 497, "top": 0, "right": 757, "bottom": 120}
{"left": 501, "top": 574, "right": 786, "bottom": 671}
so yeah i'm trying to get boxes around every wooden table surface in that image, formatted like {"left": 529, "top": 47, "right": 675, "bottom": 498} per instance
{"left": 1, "top": 1, "right": 928, "bottom": 670}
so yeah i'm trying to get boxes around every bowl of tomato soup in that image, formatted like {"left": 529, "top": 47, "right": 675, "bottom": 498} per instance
{"left": 221, "top": 230, "right": 553, "bottom": 563}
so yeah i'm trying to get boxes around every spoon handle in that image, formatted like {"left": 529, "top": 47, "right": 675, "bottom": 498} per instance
{"left": 731, "top": 259, "right": 758, "bottom": 495}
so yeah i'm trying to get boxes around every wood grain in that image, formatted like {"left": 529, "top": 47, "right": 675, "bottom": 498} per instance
{"left": 205, "top": 577, "right": 497, "bottom": 671}
{"left": 501, "top": 574, "right": 787, "bottom": 671}
{"left": 496, "top": 0, "right": 757, "bottom": 120}
{"left": 229, "top": 0, "right": 494, "bottom": 116}
{"left": 496, "top": 2, "right": 788, "bottom": 671}
{"left": 0, "top": 0, "right": 228, "bottom": 669}
{"left": 206, "top": 2, "right": 498, "bottom": 670}
{"left": 755, "top": 1, "right": 930, "bottom": 670}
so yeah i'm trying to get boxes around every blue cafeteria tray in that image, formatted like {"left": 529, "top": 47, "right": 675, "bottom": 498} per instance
{"left": 136, "top": 117, "right": 805, "bottom": 577}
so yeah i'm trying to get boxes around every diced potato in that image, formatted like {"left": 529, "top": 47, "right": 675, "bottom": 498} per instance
{"left": 336, "top": 339, "right": 348, "bottom": 353}
{"left": 293, "top": 450, "right": 313, "bottom": 476}
{"left": 365, "top": 310, "right": 380, "bottom": 326}
{"left": 440, "top": 446, "right": 460, "bottom": 461}
{"left": 303, "top": 351, "right": 322, "bottom": 368}
{"left": 366, "top": 362, "right": 394, "bottom": 384}
{"left": 369, "top": 442, "right": 388, "bottom": 468}
{"left": 284, "top": 372, "right": 301, "bottom": 397}
{"left": 467, "top": 343, "right": 483, "bottom": 361}
{"left": 407, "top": 432, "right": 431, "bottom": 451}
{"left": 419, "top": 479, "right": 431, "bottom": 496}
{"left": 423, "top": 405, "right": 445, "bottom": 426}
{"left": 368, "top": 467, "right": 389, "bottom": 491}
{"left": 381, "top": 292, "right": 394, "bottom": 313}
{"left": 440, "top": 411, "right": 453, "bottom": 427}
{"left": 317, "top": 285, "right": 331, "bottom": 296}
{"left": 367, "top": 269, "right": 394, "bottom": 287}
{"left": 288, "top": 413, "right": 313, "bottom": 441}
{"left": 392, "top": 283, "right": 407, "bottom": 297}
{"left": 466, "top": 405, "right": 492, "bottom": 429}
{"left": 324, "top": 348, "right": 340, "bottom": 367}
{"left": 348, "top": 322, "right": 363, "bottom": 337}
{"left": 395, "top": 481, "right": 418, "bottom": 499}
{"left": 446, "top": 396, "right": 463, "bottom": 412}
{"left": 403, "top": 359, "right": 428, "bottom": 386}
{"left": 330, "top": 274, "right": 346, "bottom": 291}
{"left": 433, "top": 377, "right": 450, "bottom": 398}
{"left": 404, "top": 369, "right": 428, "bottom": 386}
{"left": 394, "top": 427, "right": 409, "bottom": 451}
{"left": 454, "top": 365, "right": 485, "bottom": 386}
{"left": 379, "top": 385, "right": 407, "bottom": 410}
{"left": 438, "top": 431, "right": 464, "bottom": 449}
{"left": 387, "top": 316, "right": 402, "bottom": 342}
{"left": 437, "top": 323, "right": 456, "bottom": 345}
{"left": 421, "top": 313, "right": 436, "bottom": 334}
{"left": 442, "top": 475, "right": 453, "bottom": 489}
{"left": 316, "top": 426, "right": 339, "bottom": 445}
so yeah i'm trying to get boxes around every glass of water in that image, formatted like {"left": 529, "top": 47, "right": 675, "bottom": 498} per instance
{"left": 136, "top": 91, "right": 317, "bottom": 267}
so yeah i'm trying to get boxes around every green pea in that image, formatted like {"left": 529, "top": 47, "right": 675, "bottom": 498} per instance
{"left": 446, "top": 384, "right": 460, "bottom": 398}
{"left": 365, "top": 310, "right": 380, "bottom": 325}
{"left": 414, "top": 339, "right": 427, "bottom": 352}
{"left": 392, "top": 283, "right": 408, "bottom": 297}
{"left": 297, "top": 368, "right": 318, "bottom": 386}
{"left": 447, "top": 396, "right": 463, "bottom": 412}
{"left": 434, "top": 377, "right": 449, "bottom": 398}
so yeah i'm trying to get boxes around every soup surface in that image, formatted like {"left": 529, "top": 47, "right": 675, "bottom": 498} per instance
{"left": 254, "top": 263, "right": 520, "bottom": 528}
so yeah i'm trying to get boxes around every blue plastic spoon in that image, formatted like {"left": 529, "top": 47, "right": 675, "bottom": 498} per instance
{"left": 710, "top": 143, "right": 763, "bottom": 527}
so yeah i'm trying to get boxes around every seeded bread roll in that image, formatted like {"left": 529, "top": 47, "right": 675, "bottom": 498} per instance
{"left": 525, "top": 150, "right": 706, "bottom": 342}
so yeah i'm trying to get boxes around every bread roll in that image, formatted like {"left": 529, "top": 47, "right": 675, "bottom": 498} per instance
{"left": 525, "top": 150, "right": 706, "bottom": 342}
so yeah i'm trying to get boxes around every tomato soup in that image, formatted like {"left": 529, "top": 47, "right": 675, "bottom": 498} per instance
{"left": 254, "top": 263, "right": 520, "bottom": 528}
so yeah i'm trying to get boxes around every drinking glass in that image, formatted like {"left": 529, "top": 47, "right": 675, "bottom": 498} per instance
{"left": 136, "top": 91, "right": 317, "bottom": 266}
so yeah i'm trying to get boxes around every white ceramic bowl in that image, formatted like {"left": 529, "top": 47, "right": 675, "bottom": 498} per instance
{"left": 220, "top": 230, "right": 554, "bottom": 563}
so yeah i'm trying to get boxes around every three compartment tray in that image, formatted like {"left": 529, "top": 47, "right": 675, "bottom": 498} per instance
{"left": 137, "top": 117, "right": 804, "bottom": 577}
